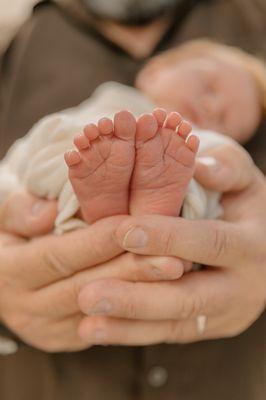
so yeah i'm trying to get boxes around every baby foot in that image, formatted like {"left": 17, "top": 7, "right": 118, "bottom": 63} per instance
{"left": 64, "top": 111, "right": 136, "bottom": 224}
{"left": 130, "top": 109, "right": 199, "bottom": 216}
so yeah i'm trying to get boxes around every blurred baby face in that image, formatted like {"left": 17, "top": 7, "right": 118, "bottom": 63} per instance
{"left": 137, "top": 56, "right": 261, "bottom": 142}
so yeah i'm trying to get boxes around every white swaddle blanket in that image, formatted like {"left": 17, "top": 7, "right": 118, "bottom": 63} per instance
{"left": 0, "top": 82, "right": 234, "bottom": 233}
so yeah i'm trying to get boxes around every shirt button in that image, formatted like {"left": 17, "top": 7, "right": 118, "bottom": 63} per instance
{"left": 0, "top": 336, "right": 18, "bottom": 355}
{"left": 147, "top": 366, "right": 168, "bottom": 388}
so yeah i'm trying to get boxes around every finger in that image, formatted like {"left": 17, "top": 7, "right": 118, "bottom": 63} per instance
{"left": 0, "top": 191, "right": 57, "bottom": 238}
{"left": 115, "top": 215, "right": 245, "bottom": 267}
{"left": 78, "top": 313, "right": 226, "bottom": 346}
{"left": 195, "top": 144, "right": 254, "bottom": 192}
{"left": 23, "top": 313, "right": 89, "bottom": 353}
{"left": 1, "top": 216, "right": 126, "bottom": 289}
{"left": 46, "top": 314, "right": 89, "bottom": 353}
{"left": 78, "top": 270, "right": 232, "bottom": 321}
{"left": 0, "top": 231, "right": 26, "bottom": 247}
{"left": 35, "top": 254, "right": 186, "bottom": 318}
{"left": 112, "top": 254, "right": 185, "bottom": 281}
{"left": 78, "top": 316, "right": 170, "bottom": 346}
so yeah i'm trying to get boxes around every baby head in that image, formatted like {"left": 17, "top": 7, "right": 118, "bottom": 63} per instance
{"left": 136, "top": 39, "right": 266, "bottom": 142}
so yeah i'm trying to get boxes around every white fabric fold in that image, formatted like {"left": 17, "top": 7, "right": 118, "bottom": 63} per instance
{"left": 0, "top": 82, "right": 234, "bottom": 233}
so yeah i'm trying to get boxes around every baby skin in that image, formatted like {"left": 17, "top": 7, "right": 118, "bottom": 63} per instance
{"left": 64, "top": 109, "right": 199, "bottom": 224}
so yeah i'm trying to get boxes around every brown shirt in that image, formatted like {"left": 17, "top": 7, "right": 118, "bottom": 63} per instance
{"left": 0, "top": 1, "right": 265, "bottom": 399}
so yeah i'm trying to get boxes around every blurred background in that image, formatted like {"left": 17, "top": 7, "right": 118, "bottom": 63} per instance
{"left": 0, "top": 0, "right": 37, "bottom": 52}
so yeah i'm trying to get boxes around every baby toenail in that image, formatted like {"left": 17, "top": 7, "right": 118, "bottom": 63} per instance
{"left": 90, "top": 299, "right": 112, "bottom": 315}
{"left": 123, "top": 227, "right": 149, "bottom": 248}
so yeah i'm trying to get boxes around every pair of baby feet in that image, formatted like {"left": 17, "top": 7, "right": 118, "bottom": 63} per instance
{"left": 64, "top": 109, "right": 199, "bottom": 224}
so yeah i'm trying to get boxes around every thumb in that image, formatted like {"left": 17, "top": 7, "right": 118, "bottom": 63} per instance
{"left": 195, "top": 144, "right": 254, "bottom": 192}
{"left": 0, "top": 191, "right": 57, "bottom": 238}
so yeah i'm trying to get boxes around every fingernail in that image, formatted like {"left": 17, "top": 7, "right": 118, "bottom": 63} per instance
{"left": 123, "top": 227, "right": 149, "bottom": 248}
{"left": 92, "top": 329, "right": 108, "bottom": 344}
{"left": 90, "top": 299, "right": 112, "bottom": 315}
{"left": 31, "top": 200, "right": 46, "bottom": 216}
{"left": 197, "top": 156, "right": 220, "bottom": 170}
{"left": 151, "top": 257, "right": 183, "bottom": 279}
{"left": 151, "top": 267, "right": 164, "bottom": 279}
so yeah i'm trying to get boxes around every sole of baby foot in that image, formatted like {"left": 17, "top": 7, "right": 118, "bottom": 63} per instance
{"left": 64, "top": 110, "right": 136, "bottom": 224}
{"left": 130, "top": 109, "right": 199, "bottom": 216}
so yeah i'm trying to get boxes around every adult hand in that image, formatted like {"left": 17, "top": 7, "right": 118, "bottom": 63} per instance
{"left": 78, "top": 144, "right": 266, "bottom": 345}
{"left": 0, "top": 192, "right": 184, "bottom": 352}
{"left": 0, "top": 190, "right": 57, "bottom": 240}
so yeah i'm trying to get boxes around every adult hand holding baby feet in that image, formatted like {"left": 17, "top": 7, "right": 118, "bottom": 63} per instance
{"left": 78, "top": 143, "right": 266, "bottom": 346}
{"left": 0, "top": 194, "right": 185, "bottom": 352}
{"left": 9, "top": 105, "right": 193, "bottom": 351}
{"left": 0, "top": 107, "right": 198, "bottom": 352}
{"left": 65, "top": 108, "right": 197, "bottom": 275}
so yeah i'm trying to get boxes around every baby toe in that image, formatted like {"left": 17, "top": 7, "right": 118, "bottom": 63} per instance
{"left": 74, "top": 133, "right": 91, "bottom": 150}
{"left": 84, "top": 123, "right": 100, "bottom": 141}
{"left": 152, "top": 108, "right": 167, "bottom": 127}
{"left": 114, "top": 110, "right": 136, "bottom": 140}
{"left": 98, "top": 117, "right": 114, "bottom": 135}
{"left": 187, "top": 134, "right": 200, "bottom": 153}
{"left": 64, "top": 150, "right": 81, "bottom": 167}
{"left": 164, "top": 112, "right": 182, "bottom": 131}
{"left": 136, "top": 113, "right": 158, "bottom": 144}
{"left": 178, "top": 120, "right": 192, "bottom": 139}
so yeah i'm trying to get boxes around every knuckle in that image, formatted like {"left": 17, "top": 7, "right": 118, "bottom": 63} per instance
{"left": 89, "top": 233, "right": 108, "bottom": 262}
{"left": 211, "top": 226, "right": 229, "bottom": 263}
{"left": 116, "top": 282, "right": 138, "bottom": 318}
{"left": 167, "top": 320, "right": 191, "bottom": 344}
{"left": 79, "top": 279, "right": 111, "bottom": 311}
{"left": 167, "top": 320, "right": 184, "bottom": 343}
{"left": 42, "top": 246, "right": 70, "bottom": 278}
{"left": 72, "top": 276, "right": 85, "bottom": 305}
{"left": 161, "top": 229, "right": 176, "bottom": 255}
{"left": 123, "top": 296, "right": 137, "bottom": 318}
{"left": 179, "top": 295, "right": 204, "bottom": 319}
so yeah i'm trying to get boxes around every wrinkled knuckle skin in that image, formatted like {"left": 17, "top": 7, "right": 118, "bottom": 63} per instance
{"left": 167, "top": 321, "right": 189, "bottom": 344}
{"left": 161, "top": 229, "right": 176, "bottom": 255}
{"left": 212, "top": 227, "right": 229, "bottom": 262}
{"left": 122, "top": 298, "right": 137, "bottom": 319}
{"left": 42, "top": 248, "right": 70, "bottom": 278}
{"left": 179, "top": 295, "right": 203, "bottom": 320}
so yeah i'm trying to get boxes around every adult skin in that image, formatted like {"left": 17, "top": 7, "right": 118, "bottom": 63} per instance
{"left": 0, "top": 145, "right": 265, "bottom": 350}
{"left": 77, "top": 146, "right": 266, "bottom": 345}
{"left": 0, "top": 195, "right": 186, "bottom": 352}
{"left": 0, "top": 0, "right": 264, "bottom": 353}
